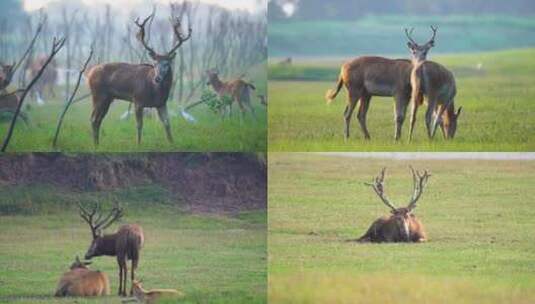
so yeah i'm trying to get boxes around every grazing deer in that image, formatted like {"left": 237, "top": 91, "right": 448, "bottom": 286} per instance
{"left": 206, "top": 69, "right": 257, "bottom": 119}
{"left": 55, "top": 256, "right": 110, "bottom": 297}
{"left": 357, "top": 167, "right": 430, "bottom": 243}
{"left": 79, "top": 201, "right": 144, "bottom": 297}
{"left": 28, "top": 55, "right": 58, "bottom": 105}
{"left": 130, "top": 280, "right": 184, "bottom": 304}
{"left": 405, "top": 27, "right": 462, "bottom": 140}
{"left": 85, "top": 14, "right": 191, "bottom": 145}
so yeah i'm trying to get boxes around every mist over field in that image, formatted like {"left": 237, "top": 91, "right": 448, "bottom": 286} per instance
{"left": 268, "top": 0, "right": 535, "bottom": 57}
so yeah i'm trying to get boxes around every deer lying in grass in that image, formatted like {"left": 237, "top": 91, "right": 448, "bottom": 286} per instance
{"left": 79, "top": 201, "right": 144, "bottom": 297}
{"left": 206, "top": 69, "right": 256, "bottom": 119}
{"left": 55, "top": 256, "right": 110, "bottom": 297}
{"left": 128, "top": 280, "right": 184, "bottom": 304}
{"left": 357, "top": 167, "right": 430, "bottom": 243}
{"left": 86, "top": 14, "right": 191, "bottom": 145}
{"left": 405, "top": 27, "right": 462, "bottom": 140}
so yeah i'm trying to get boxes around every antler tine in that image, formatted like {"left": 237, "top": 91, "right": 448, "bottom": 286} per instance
{"left": 365, "top": 167, "right": 397, "bottom": 211}
{"left": 94, "top": 201, "right": 124, "bottom": 231}
{"left": 428, "top": 25, "right": 438, "bottom": 44}
{"left": 134, "top": 13, "right": 157, "bottom": 56}
{"left": 167, "top": 17, "right": 192, "bottom": 55}
{"left": 407, "top": 166, "right": 431, "bottom": 210}
{"left": 404, "top": 27, "right": 417, "bottom": 44}
{"left": 78, "top": 201, "right": 98, "bottom": 238}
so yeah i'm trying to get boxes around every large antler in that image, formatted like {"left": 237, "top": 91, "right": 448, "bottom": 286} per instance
{"left": 167, "top": 17, "right": 192, "bottom": 55}
{"left": 365, "top": 168, "right": 397, "bottom": 212}
{"left": 407, "top": 166, "right": 432, "bottom": 211}
{"left": 426, "top": 25, "right": 438, "bottom": 46}
{"left": 78, "top": 200, "right": 124, "bottom": 239}
{"left": 134, "top": 13, "right": 157, "bottom": 56}
{"left": 404, "top": 27, "right": 417, "bottom": 45}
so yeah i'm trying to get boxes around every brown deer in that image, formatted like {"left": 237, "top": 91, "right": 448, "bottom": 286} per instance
{"left": 79, "top": 201, "right": 144, "bottom": 297}
{"left": 85, "top": 14, "right": 191, "bottom": 145}
{"left": 130, "top": 280, "right": 184, "bottom": 304}
{"left": 357, "top": 167, "right": 430, "bottom": 243}
{"left": 54, "top": 256, "right": 110, "bottom": 297}
{"left": 405, "top": 27, "right": 462, "bottom": 141}
{"left": 0, "top": 63, "right": 28, "bottom": 124}
{"left": 28, "top": 55, "right": 58, "bottom": 105}
{"left": 0, "top": 63, "right": 14, "bottom": 90}
{"left": 206, "top": 69, "right": 257, "bottom": 119}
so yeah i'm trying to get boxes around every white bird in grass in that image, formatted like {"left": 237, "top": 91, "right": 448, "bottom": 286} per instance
{"left": 181, "top": 109, "right": 197, "bottom": 123}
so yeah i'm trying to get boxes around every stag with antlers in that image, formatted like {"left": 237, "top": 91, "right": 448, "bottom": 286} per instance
{"left": 405, "top": 26, "right": 461, "bottom": 141}
{"left": 85, "top": 13, "right": 192, "bottom": 145}
{"left": 357, "top": 167, "right": 431, "bottom": 243}
{"left": 78, "top": 201, "right": 144, "bottom": 296}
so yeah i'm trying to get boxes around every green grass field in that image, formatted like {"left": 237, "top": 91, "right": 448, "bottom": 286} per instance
{"left": 0, "top": 186, "right": 266, "bottom": 303}
{"left": 268, "top": 153, "right": 535, "bottom": 303}
{"left": 0, "top": 65, "right": 266, "bottom": 152}
{"left": 268, "top": 48, "right": 535, "bottom": 151}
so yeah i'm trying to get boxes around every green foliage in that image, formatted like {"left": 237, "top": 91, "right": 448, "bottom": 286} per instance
{"left": 202, "top": 89, "right": 234, "bottom": 115}
{"left": 269, "top": 154, "right": 535, "bottom": 303}
{"left": 268, "top": 48, "right": 535, "bottom": 151}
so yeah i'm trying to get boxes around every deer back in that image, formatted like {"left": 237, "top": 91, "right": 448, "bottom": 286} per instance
{"left": 116, "top": 224, "right": 144, "bottom": 260}
{"left": 55, "top": 267, "right": 110, "bottom": 297}
{"left": 341, "top": 56, "right": 412, "bottom": 97}
{"left": 86, "top": 63, "right": 172, "bottom": 108}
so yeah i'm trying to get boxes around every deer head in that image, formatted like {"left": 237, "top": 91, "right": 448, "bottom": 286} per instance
{"left": 70, "top": 255, "right": 92, "bottom": 270}
{"left": 432, "top": 103, "right": 462, "bottom": 139}
{"left": 134, "top": 14, "right": 192, "bottom": 84}
{"left": 365, "top": 167, "right": 431, "bottom": 240}
{"left": 405, "top": 26, "right": 437, "bottom": 63}
{"left": 0, "top": 62, "right": 14, "bottom": 90}
{"left": 78, "top": 200, "right": 124, "bottom": 259}
{"left": 205, "top": 68, "right": 220, "bottom": 85}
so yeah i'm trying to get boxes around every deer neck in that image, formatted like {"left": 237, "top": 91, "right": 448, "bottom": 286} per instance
{"left": 97, "top": 233, "right": 118, "bottom": 256}
{"left": 209, "top": 77, "right": 224, "bottom": 93}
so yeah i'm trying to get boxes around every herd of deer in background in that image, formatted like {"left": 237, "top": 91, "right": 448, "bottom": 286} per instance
{"left": 54, "top": 201, "right": 182, "bottom": 302}
{"left": 326, "top": 26, "right": 462, "bottom": 141}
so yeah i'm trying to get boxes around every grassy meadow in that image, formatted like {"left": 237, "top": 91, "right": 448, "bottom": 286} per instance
{"left": 268, "top": 48, "right": 535, "bottom": 151}
{"left": 0, "top": 64, "right": 267, "bottom": 152}
{"left": 268, "top": 153, "right": 535, "bottom": 303}
{"left": 0, "top": 186, "right": 267, "bottom": 303}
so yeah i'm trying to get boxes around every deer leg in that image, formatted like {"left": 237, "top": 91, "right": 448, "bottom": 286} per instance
{"left": 407, "top": 101, "right": 419, "bottom": 143}
{"left": 394, "top": 94, "right": 409, "bottom": 141}
{"left": 356, "top": 94, "right": 371, "bottom": 140}
{"left": 344, "top": 91, "right": 359, "bottom": 141}
{"left": 90, "top": 97, "right": 112, "bottom": 146}
{"left": 425, "top": 99, "right": 437, "bottom": 139}
{"left": 117, "top": 261, "right": 123, "bottom": 296}
{"left": 157, "top": 106, "right": 173, "bottom": 143}
{"left": 134, "top": 105, "right": 144, "bottom": 145}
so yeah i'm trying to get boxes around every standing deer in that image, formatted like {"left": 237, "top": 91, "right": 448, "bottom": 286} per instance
{"left": 357, "top": 167, "right": 430, "bottom": 243}
{"left": 0, "top": 63, "right": 29, "bottom": 124}
{"left": 405, "top": 27, "right": 461, "bottom": 140}
{"left": 79, "top": 201, "right": 144, "bottom": 297}
{"left": 55, "top": 255, "right": 110, "bottom": 297}
{"left": 85, "top": 14, "right": 191, "bottom": 145}
{"left": 28, "top": 55, "right": 58, "bottom": 105}
{"left": 206, "top": 69, "right": 257, "bottom": 119}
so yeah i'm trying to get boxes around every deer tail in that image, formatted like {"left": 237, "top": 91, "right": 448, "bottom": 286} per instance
{"left": 325, "top": 75, "right": 343, "bottom": 104}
